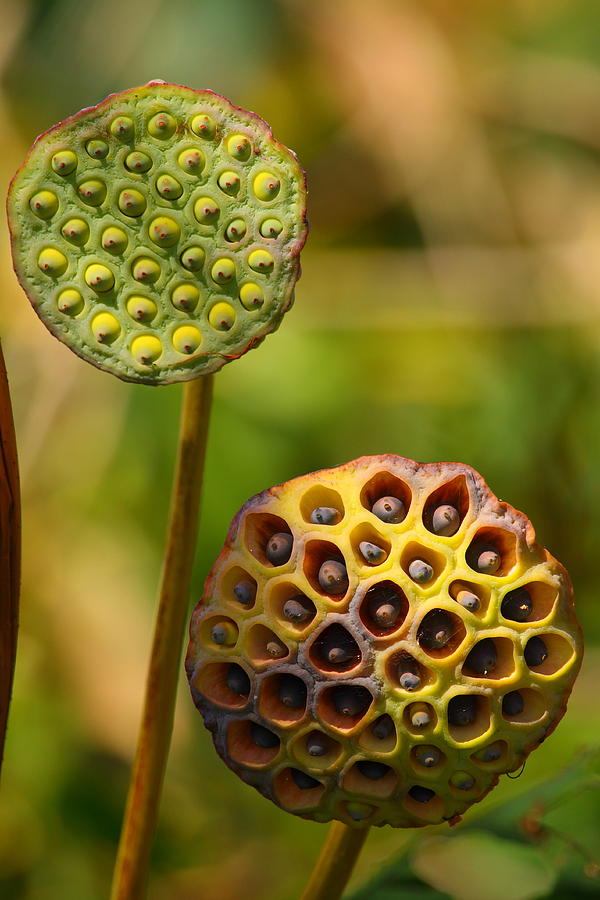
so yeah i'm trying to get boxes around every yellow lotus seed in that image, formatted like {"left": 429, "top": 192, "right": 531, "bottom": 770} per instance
{"left": 209, "top": 302, "right": 236, "bottom": 331}
{"left": 102, "top": 226, "right": 128, "bottom": 254}
{"left": 148, "top": 112, "right": 176, "bottom": 139}
{"left": 37, "top": 247, "right": 68, "bottom": 277}
{"left": 171, "top": 283, "right": 200, "bottom": 311}
{"left": 126, "top": 295, "right": 158, "bottom": 323}
{"left": 217, "top": 171, "right": 240, "bottom": 194}
{"left": 61, "top": 217, "right": 89, "bottom": 245}
{"left": 225, "top": 218, "right": 247, "bottom": 242}
{"left": 172, "top": 325, "right": 202, "bottom": 354}
{"left": 156, "top": 174, "right": 183, "bottom": 199}
{"left": 131, "top": 335, "right": 163, "bottom": 365}
{"left": 86, "top": 139, "right": 109, "bottom": 159}
{"left": 92, "top": 312, "right": 121, "bottom": 344}
{"left": 260, "top": 217, "right": 283, "bottom": 238}
{"left": 110, "top": 116, "right": 134, "bottom": 140}
{"left": 253, "top": 171, "right": 281, "bottom": 201}
{"left": 30, "top": 190, "right": 58, "bottom": 219}
{"left": 78, "top": 179, "right": 107, "bottom": 206}
{"left": 190, "top": 113, "right": 216, "bottom": 139}
{"left": 211, "top": 258, "right": 235, "bottom": 284}
{"left": 248, "top": 248, "right": 274, "bottom": 273}
{"left": 85, "top": 263, "right": 114, "bottom": 293}
{"left": 132, "top": 257, "right": 161, "bottom": 283}
{"left": 194, "top": 197, "right": 219, "bottom": 224}
{"left": 227, "top": 134, "right": 251, "bottom": 161}
{"left": 239, "top": 282, "right": 264, "bottom": 310}
{"left": 118, "top": 189, "right": 146, "bottom": 217}
{"left": 149, "top": 216, "right": 181, "bottom": 247}
{"left": 178, "top": 148, "right": 204, "bottom": 174}
{"left": 57, "top": 288, "right": 84, "bottom": 316}
{"left": 180, "top": 245, "right": 205, "bottom": 271}
{"left": 51, "top": 150, "right": 77, "bottom": 176}
{"left": 125, "top": 151, "right": 153, "bottom": 173}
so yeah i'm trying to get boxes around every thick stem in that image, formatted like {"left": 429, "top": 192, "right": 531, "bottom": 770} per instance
{"left": 301, "top": 822, "right": 370, "bottom": 900}
{"left": 111, "top": 374, "right": 214, "bottom": 900}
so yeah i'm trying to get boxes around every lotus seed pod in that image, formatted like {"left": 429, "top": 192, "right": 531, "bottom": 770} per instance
{"left": 8, "top": 82, "right": 307, "bottom": 384}
{"left": 186, "top": 455, "right": 582, "bottom": 828}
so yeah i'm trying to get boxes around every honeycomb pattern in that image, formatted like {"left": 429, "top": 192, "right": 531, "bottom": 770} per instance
{"left": 185, "top": 455, "right": 582, "bottom": 828}
{"left": 7, "top": 81, "right": 307, "bottom": 384}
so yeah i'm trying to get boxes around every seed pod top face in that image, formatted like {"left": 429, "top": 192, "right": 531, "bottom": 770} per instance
{"left": 7, "top": 82, "right": 307, "bottom": 385}
{"left": 185, "top": 455, "right": 582, "bottom": 829}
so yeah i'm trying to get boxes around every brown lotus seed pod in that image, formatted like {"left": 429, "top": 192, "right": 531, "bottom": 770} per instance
{"left": 186, "top": 455, "right": 582, "bottom": 828}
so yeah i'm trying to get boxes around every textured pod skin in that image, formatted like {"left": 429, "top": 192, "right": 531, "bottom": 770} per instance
{"left": 186, "top": 455, "right": 582, "bottom": 828}
{"left": 7, "top": 82, "right": 307, "bottom": 385}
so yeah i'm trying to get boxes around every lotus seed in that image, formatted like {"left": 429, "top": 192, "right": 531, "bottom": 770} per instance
{"left": 260, "top": 218, "right": 283, "bottom": 238}
{"left": 110, "top": 116, "right": 134, "bottom": 140}
{"left": 102, "top": 226, "right": 128, "bottom": 253}
{"left": 291, "top": 768, "right": 319, "bottom": 790}
{"left": 464, "top": 638, "right": 498, "bottom": 675}
{"left": 156, "top": 174, "right": 183, "bottom": 199}
{"left": 172, "top": 326, "right": 202, "bottom": 355}
{"left": 399, "top": 671, "right": 421, "bottom": 691}
{"left": 359, "top": 541, "right": 387, "bottom": 565}
{"left": 132, "top": 257, "right": 161, "bottom": 284}
{"left": 317, "top": 560, "right": 348, "bottom": 594}
{"left": 226, "top": 663, "right": 250, "bottom": 697}
{"left": 131, "top": 335, "right": 162, "bottom": 365}
{"left": 450, "top": 771, "right": 475, "bottom": 791}
{"left": 233, "top": 580, "right": 255, "bottom": 606}
{"left": 357, "top": 760, "right": 389, "bottom": 780}
{"left": 78, "top": 179, "right": 106, "bottom": 206}
{"left": 332, "top": 685, "right": 370, "bottom": 717}
{"left": 126, "top": 296, "right": 158, "bottom": 323}
{"left": 448, "top": 695, "right": 477, "bottom": 726}
{"left": 278, "top": 674, "right": 306, "bottom": 708}
{"left": 372, "top": 496, "right": 405, "bottom": 523}
{"left": 266, "top": 639, "right": 287, "bottom": 659}
{"left": 171, "top": 283, "right": 200, "bottom": 311}
{"left": 38, "top": 247, "right": 67, "bottom": 277}
{"left": 57, "top": 288, "right": 83, "bottom": 316}
{"left": 282, "top": 596, "right": 314, "bottom": 624}
{"left": 253, "top": 171, "right": 280, "bottom": 201}
{"left": 148, "top": 112, "right": 176, "bottom": 139}
{"left": 477, "top": 549, "right": 501, "bottom": 574}
{"left": 211, "top": 621, "right": 237, "bottom": 646}
{"left": 266, "top": 532, "right": 293, "bottom": 566}
{"left": 118, "top": 188, "right": 145, "bottom": 216}
{"left": 501, "top": 587, "right": 533, "bottom": 622}
{"left": 30, "top": 190, "right": 58, "bottom": 219}
{"left": 239, "top": 282, "right": 264, "bottom": 309}
{"left": 250, "top": 723, "right": 279, "bottom": 749}
{"left": 190, "top": 113, "right": 216, "bottom": 139}
{"left": 85, "top": 263, "right": 114, "bottom": 292}
{"left": 310, "top": 507, "right": 340, "bottom": 526}
{"left": 178, "top": 148, "right": 204, "bottom": 174}
{"left": 227, "top": 134, "right": 251, "bottom": 160}
{"left": 218, "top": 171, "right": 240, "bottom": 194}
{"left": 306, "top": 732, "right": 329, "bottom": 756}
{"left": 125, "top": 150, "right": 153, "bottom": 173}
{"left": 85, "top": 139, "right": 109, "bottom": 159}
{"left": 456, "top": 589, "right": 480, "bottom": 612}
{"left": 408, "top": 559, "right": 434, "bottom": 583}
{"left": 317, "top": 627, "right": 358, "bottom": 667}
{"left": 91, "top": 312, "right": 121, "bottom": 344}
{"left": 409, "top": 704, "right": 432, "bottom": 729}
{"left": 194, "top": 197, "right": 219, "bottom": 224}
{"left": 502, "top": 690, "right": 524, "bottom": 717}
{"left": 51, "top": 150, "right": 77, "bottom": 175}
{"left": 432, "top": 504, "right": 460, "bottom": 536}
{"left": 524, "top": 636, "right": 548, "bottom": 668}
{"left": 248, "top": 248, "right": 274, "bottom": 273}
{"left": 418, "top": 610, "right": 454, "bottom": 650}
{"left": 475, "top": 743, "right": 503, "bottom": 763}
{"left": 180, "top": 246, "right": 205, "bottom": 271}
{"left": 208, "top": 302, "right": 236, "bottom": 331}
{"left": 415, "top": 746, "right": 441, "bottom": 767}
{"left": 211, "top": 258, "right": 235, "bottom": 284}
{"left": 409, "top": 785, "right": 435, "bottom": 803}
{"left": 225, "top": 218, "right": 247, "bottom": 242}
{"left": 149, "top": 215, "right": 180, "bottom": 247}
{"left": 61, "top": 217, "right": 89, "bottom": 245}
{"left": 366, "top": 583, "right": 403, "bottom": 628}
{"left": 372, "top": 715, "right": 394, "bottom": 740}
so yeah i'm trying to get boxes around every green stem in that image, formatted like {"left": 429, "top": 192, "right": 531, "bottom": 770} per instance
{"left": 110, "top": 373, "right": 214, "bottom": 900}
{"left": 301, "top": 822, "right": 370, "bottom": 900}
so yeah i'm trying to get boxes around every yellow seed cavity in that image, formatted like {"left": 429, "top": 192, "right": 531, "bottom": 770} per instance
{"left": 131, "top": 335, "right": 163, "bottom": 365}
{"left": 102, "top": 226, "right": 128, "bottom": 254}
{"left": 118, "top": 189, "right": 146, "bottom": 217}
{"left": 227, "top": 134, "right": 252, "bottom": 161}
{"left": 211, "top": 258, "right": 236, "bottom": 284}
{"left": 248, "top": 248, "right": 274, "bottom": 273}
{"left": 253, "top": 171, "right": 281, "bottom": 201}
{"left": 225, "top": 218, "right": 247, "bottom": 242}
{"left": 61, "top": 217, "right": 89, "bottom": 245}
{"left": 30, "top": 190, "right": 58, "bottom": 219}
{"left": 149, "top": 216, "right": 181, "bottom": 247}
{"left": 209, "top": 302, "right": 236, "bottom": 331}
{"left": 37, "top": 247, "right": 68, "bottom": 277}
{"left": 132, "top": 257, "right": 161, "bottom": 283}
{"left": 217, "top": 171, "right": 240, "bottom": 194}
{"left": 51, "top": 150, "right": 77, "bottom": 176}
{"left": 148, "top": 112, "right": 176, "bottom": 139}
{"left": 92, "top": 312, "right": 121, "bottom": 344}
{"left": 125, "top": 150, "right": 153, "bottom": 173}
{"left": 57, "top": 288, "right": 84, "bottom": 316}
{"left": 260, "top": 217, "right": 283, "bottom": 238}
{"left": 171, "top": 283, "right": 200, "bottom": 311}
{"left": 86, "top": 139, "right": 109, "bottom": 159}
{"left": 126, "top": 296, "right": 158, "bottom": 323}
{"left": 239, "top": 282, "right": 265, "bottom": 310}
{"left": 180, "top": 246, "right": 205, "bottom": 271}
{"left": 178, "top": 148, "right": 204, "bottom": 174}
{"left": 85, "top": 263, "right": 115, "bottom": 293}
{"left": 156, "top": 174, "right": 183, "bottom": 199}
{"left": 190, "top": 114, "right": 216, "bottom": 139}
{"left": 172, "top": 325, "right": 202, "bottom": 354}
{"left": 110, "top": 116, "right": 134, "bottom": 140}
{"left": 78, "top": 179, "right": 107, "bottom": 206}
{"left": 194, "top": 197, "right": 219, "bottom": 224}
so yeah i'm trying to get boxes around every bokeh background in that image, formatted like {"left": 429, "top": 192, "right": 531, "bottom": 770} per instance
{"left": 1, "top": 1, "right": 599, "bottom": 898}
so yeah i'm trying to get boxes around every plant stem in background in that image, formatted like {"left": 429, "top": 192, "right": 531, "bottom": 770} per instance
{"left": 111, "top": 373, "right": 214, "bottom": 900}
{"left": 301, "top": 822, "right": 370, "bottom": 900}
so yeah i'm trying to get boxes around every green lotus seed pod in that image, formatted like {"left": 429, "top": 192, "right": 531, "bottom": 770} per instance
{"left": 260, "top": 218, "right": 283, "bottom": 239}
{"left": 186, "top": 455, "right": 582, "bottom": 828}
{"left": 8, "top": 82, "right": 307, "bottom": 383}
{"left": 30, "top": 190, "right": 58, "bottom": 219}
{"left": 131, "top": 334, "right": 162, "bottom": 365}
{"left": 57, "top": 288, "right": 84, "bottom": 316}
{"left": 51, "top": 150, "right": 77, "bottom": 175}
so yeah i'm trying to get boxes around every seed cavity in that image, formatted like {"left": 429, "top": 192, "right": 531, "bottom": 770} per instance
{"left": 409, "top": 785, "right": 435, "bottom": 804}
{"left": 118, "top": 188, "right": 146, "bottom": 216}
{"left": 37, "top": 247, "right": 67, "bottom": 277}
{"left": 218, "top": 170, "right": 240, "bottom": 194}
{"left": 149, "top": 215, "right": 180, "bottom": 246}
{"left": 132, "top": 257, "right": 161, "bottom": 284}
{"left": 450, "top": 771, "right": 475, "bottom": 791}
{"left": 226, "top": 663, "right": 250, "bottom": 697}
{"left": 225, "top": 218, "right": 247, "bottom": 242}
{"left": 332, "top": 685, "right": 371, "bottom": 718}
{"left": 310, "top": 507, "right": 340, "bottom": 526}
{"left": 250, "top": 723, "right": 279, "bottom": 749}
{"left": 91, "top": 312, "right": 121, "bottom": 344}
{"left": 502, "top": 690, "right": 524, "bottom": 717}
{"left": 30, "top": 190, "right": 58, "bottom": 219}
{"left": 180, "top": 245, "right": 205, "bottom": 271}
{"left": 125, "top": 150, "right": 153, "bottom": 173}
{"left": 211, "top": 258, "right": 235, "bottom": 284}
{"left": 239, "top": 282, "right": 264, "bottom": 309}
{"left": 524, "top": 636, "right": 548, "bottom": 668}
{"left": 359, "top": 541, "right": 387, "bottom": 565}
{"left": 171, "top": 283, "right": 200, "bottom": 312}
{"left": 57, "top": 288, "right": 83, "bottom": 316}
{"left": 253, "top": 171, "right": 280, "bottom": 200}
{"left": 208, "top": 302, "right": 236, "bottom": 332}
{"left": 408, "top": 559, "right": 434, "bottom": 584}
{"left": 282, "top": 596, "right": 314, "bottom": 624}
{"left": 456, "top": 590, "right": 480, "bottom": 613}
{"left": 248, "top": 248, "right": 274, "bottom": 273}
{"left": 260, "top": 218, "right": 283, "bottom": 238}
{"left": 357, "top": 760, "right": 389, "bottom": 780}
{"left": 227, "top": 134, "right": 252, "bottom": 161}
{"left": 61, "top": 217, "right": 89, "bottom": 245}
{"left": 178, "top": 148, "right": 204, "bottom": 174}
{"left": 110, "top": 116, "right": 134, "bottom": 140}
{"left": 131, "top": 335, "right": 162, "bottom": 365}
{"left": 194, "top": 196, "right": 219, "bottom": 224}
{"left": 418, "top": 610, "right": 454, "bottom": 650}
{"left": 148, "top": 112, "right": 176, "bottom": 139}
{"left": 85, "top": 263, "right": 114, "bottom": 292}
{"left": 447, "top": 695, "right": 477, "bottom": 726}
{"left": 317, "top": 560, "right": 348, "bottom": 595}
{"left": 501, "top": 587, "right": 533, "bottom": 622}
{"left": 477, "top": 549, "right": 501, "bottom": 574}
{"left": 290, "top": 768, "right": 320, "bottom": 790}
{"left": 85, "top": 139, "right": 109, "bottom": 159}
{"left": 102, "top": 226, "right": 128, "bottom": 254}
{"left": 51, "top": 150, "right": 77, "bottom": 175}
{"left": 190, "top": 113, "right": 216, "bottom": 139}
{"left": 278, "top": 674, "right": 306, "bottom": 709}
{"left": 78, "top": 179, "right": 106, "bottom": 206}
{"left": 464, "top": 638, "right": 497, "bottom": 676}
{"left": 156, "top": 173, "right": 183, "bottom": 199}
{"left": 172, "top": 325, "right": 202, "bottom": 355}
{"left": 126, "top": 296, "right": 158, "bottom": 323}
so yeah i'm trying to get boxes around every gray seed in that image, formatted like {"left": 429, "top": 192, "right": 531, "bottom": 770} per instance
{"left": 432, "top": 504, "right": 460, "bottom": 537}
{"left": 372, "top": 495, "right": 405, "bottom": 524}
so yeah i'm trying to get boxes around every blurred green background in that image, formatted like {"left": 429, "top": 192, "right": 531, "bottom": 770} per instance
{"left": 1, "top": 0, "right": 600, "bottom": 898}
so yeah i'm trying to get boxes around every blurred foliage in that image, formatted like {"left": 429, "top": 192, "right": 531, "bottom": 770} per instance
{"left": 0, "top": 0, "right": 600, "bottom": 898}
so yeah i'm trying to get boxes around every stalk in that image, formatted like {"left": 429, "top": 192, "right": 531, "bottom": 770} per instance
{"left": 111, "top": 373, "right": 214, "bottom": 900}
{"left": 301, "top": 822, "right": 370, "bottom": 900}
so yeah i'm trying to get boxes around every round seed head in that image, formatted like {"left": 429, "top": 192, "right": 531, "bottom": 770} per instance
{"left": 239, "top": 282, "right": 264, "bottom": 309}
{"left": 126, "top": 296, "right": 158, "bottom": 324}
{"left": 250, "top": 722, "right": 279, "bottom": 749}
{"left": 408, "top": 559, "right": 434, "bottom": 583}
{"left": 266, "top": 532, "right": 293, "bottom": 566}
{"left": 359, "top": 541, "right": 387, "bottom": 565}
{"left": 464, "top": 638, "right": 497, "bottom": 676}
{"left": 102, "top": 226, "right": 128, "bottom": 254}
{"left": 225, "top": 218, "right": 247, "bottom": 242}
{"left": 456, "top": 590, "right": 480, "bottom": 613}
{"left": 448, "top": 695, "right": 477, "bottom": 727}
{"left": 501, "top": 587, "right": 533, "bottom": 623}
{"left": 30, "top": 189, "right": 58, "bottom": 219}
{"left": 179, "top": 245, "right": 205, "bottom": 271}
{"left": 310, "top": 506, "right": 340, "bottom": 526}
{"left": 233, "top": 580, "right": 256, "bottom": 606}
{"left": 282, "top": 596, "right": 314, "bottom": 624}
{"left": 226, "top": 663, "right": 250, "bottom": 697}
{"left": 156, "top": 173, "right": 183, "bottom": 199}
{"left": 208, "top": 302, "right": 236, "bottom": 331}
{"left": 86, "top": 138, "right": 109, "bottom": 159}
{"left": 502, "top": 690, "right": 524, "bottom": 717}
{"left": 57, "top": 288, "right": 84, "bottom": 316}
{"left": 278, "top": 674, "right": 306, "bottom": 709}
{"left": 317, "top": 560, "right": 348, "bottom": 595}
{"left": 125, "top": 150, "right": 153, "bottom": 173}
{"left": 131, "top": 335, "right": 162, "bottom": 366}
{"left": 172, "top": 326, "right": 202, "bottom": 355}
{"left": 260, "top": 218, "right": 283, "bottom": 239}
{"left": 118, "top": 188, "right": 145, "bottom": 216}
{"left": 51, "top": 150, "right": 77, "bottom": 175}
{"left": 524, "top": 636, "right": 548, "bottom": 668}
{"left": 432, "top": 504, "right": 460, "bottom": 537}
{"left": 61, "top": 218, "right": 89, "bottom": 245}
{"left": 372, "top": 496, "right": 405, "bottom": 524}
{"left": 477, "top": 549, "right": 501, "bottom": 574}
{"left": 78, "top": 178, "right": 106, "bottom": 206}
